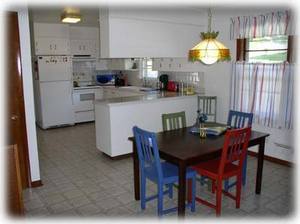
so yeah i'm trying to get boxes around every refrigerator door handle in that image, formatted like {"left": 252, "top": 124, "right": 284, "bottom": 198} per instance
{"left": 70, "top": 82, "right": 74, "bottom": 105}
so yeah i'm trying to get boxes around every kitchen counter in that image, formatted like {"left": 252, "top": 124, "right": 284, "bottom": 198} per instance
{"left": 95, "top": 90, "right": 198, "bottom": 157}
{"left": 95, "top": 90, "right": 197, "bottom": 105}
{"left": 73, "top": 85, "right": 109, "bottom": 90}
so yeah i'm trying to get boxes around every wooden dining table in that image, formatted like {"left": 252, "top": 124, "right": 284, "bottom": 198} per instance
{"left": 129, "top": 125, "right": 269, "bottom": 217}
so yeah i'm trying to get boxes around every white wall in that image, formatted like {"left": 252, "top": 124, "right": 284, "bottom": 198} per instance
{"left": 18, "top": 9, "right": 41, "bottom": 182}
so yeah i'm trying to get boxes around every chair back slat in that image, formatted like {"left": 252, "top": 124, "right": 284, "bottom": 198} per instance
{"left": 218, "top": 127, "right": 251, "bottom": 177}
{"left": 162, "top": 111, "right": 186, "bottom": 131}
{"left": 133, "top": 126, "right": 163, "bottom": 179}
{"left": 198, "top": 96, "right": 217, "bottom": 122}
{"left": 227, "top": 110, "right": 253, "bottom": 128}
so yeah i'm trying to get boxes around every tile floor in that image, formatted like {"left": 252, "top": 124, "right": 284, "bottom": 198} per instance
{"left": 23, "top": 122, "right": 294, "bottom": 218}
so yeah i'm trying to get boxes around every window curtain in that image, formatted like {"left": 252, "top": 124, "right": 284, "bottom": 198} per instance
{"left": 230, "top": 10, "right": 291, "bottom": 39}
{"left": 230, "top": 62, "right": 293, "bottom": 129}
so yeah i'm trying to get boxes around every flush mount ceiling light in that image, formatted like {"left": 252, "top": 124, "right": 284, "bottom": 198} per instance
{"left": 61, "top": 13, "right": 81, "bottom": 23}
{"left": 189, "top": 8, "right": 231, "bottom": 65}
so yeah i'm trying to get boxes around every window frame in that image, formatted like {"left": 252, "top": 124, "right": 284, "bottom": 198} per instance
{"left": 236, "top": 35, "right": 293, "bottom": 63}
{"left": 141, "top": 58, "right": 158, "bottom": 79}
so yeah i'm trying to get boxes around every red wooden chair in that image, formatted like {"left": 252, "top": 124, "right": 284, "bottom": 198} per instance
{"left": 188, "top": 127, "right": 251, "bottom": 216}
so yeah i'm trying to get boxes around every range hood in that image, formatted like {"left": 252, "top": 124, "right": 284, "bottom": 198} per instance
{"left": 72, "top": 55, "right": 96, "bottom": 61}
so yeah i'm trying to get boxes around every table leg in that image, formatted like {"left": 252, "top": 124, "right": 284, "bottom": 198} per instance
{"left": 178, "top": 162, "right": 186, "bottom": 217}
{"left": 256, "top": 137, "right": 265, "bottom": 194}
{"left": 133, "top": 142, "right": 140, "bottom": 200}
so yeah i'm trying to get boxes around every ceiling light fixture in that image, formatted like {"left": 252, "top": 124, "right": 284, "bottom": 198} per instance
{"left": 61, "top": 12, "right": 81, "bottom": 23}
{"left": 188, "top": 8, "right": 231, "bottom": 65}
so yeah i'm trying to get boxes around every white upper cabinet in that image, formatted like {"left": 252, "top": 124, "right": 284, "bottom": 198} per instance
{"left": 107, "top": 58, "right": 138, "bottom": 70}
{"left": 35, "top": 38, "right": 70, "bottom": 55}
{"left": 99, "top": 7, "right": 205, "bottom": 58}
{"left": 69, "top": 26, "right": 99, "bottom": 57}
{"left": 153, "top": 58, "right": 205, "bottom": 72}
{"left": 70, "top": 39, "right": 97, "bottom": 56}
{"left": 33, "top": 23, "right": 70, "bottom": 38}
{"left": 33, "top": 23, "right": 70, "bottom": 55}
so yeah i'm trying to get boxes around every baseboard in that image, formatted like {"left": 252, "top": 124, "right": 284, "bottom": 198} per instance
{"left": 247, "top": 151, "right": 293, "bottom": 167}
{"left": 30, "top": 180, "right": 43, "bottom": 188}
{"left": 102, "top": 152, "right": 133, "bottom": 160}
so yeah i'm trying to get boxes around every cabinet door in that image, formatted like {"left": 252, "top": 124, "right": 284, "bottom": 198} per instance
{"left": 87, "top": 40, "right": 97, "bottom": 57}
{"left": 157, "top": 58, "right": 171, "bottom": 71}
{"left": 35, "top": 38, "right": 69, "bottom": 55}
{"left": 94, "top": 88, "right": 104, "bottom": 100}
{"left": 52, "top": 38, "right": 70, "bottom": 55}
{"left": 152, "top": 58, "right": 161, "bottom": 71}
{"left": 70, "top": 40, "right": 81, "bottom": 55}
{"left": 70, "top": 39, "right": 97, "bottom": 56}
{"left": 34, "top": 23, "right": 69, "bottom": 39}
{"left": 35, "top": 38, "right": 53, "bottom": 55}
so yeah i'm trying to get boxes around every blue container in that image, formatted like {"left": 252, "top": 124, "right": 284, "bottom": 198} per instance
{"left": 96, "top": 74, "right": 114, "bottom": 84}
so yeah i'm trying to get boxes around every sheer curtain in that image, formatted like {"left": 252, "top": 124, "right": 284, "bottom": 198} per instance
{"left": 230, "top": 62, "right": 293, "bottom": 129}
{"left": 230, "top": 10, "right": 291, "bottom": 39}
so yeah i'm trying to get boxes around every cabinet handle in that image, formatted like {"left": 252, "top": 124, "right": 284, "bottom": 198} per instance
{"left": 79, "top": 45, "right": 81, "bottom": 50}
{"left": 50, "top": 44, "right": 52, "bottom": 50}
{"left": 54, "top": 44, "right": 57, "bottom": 50}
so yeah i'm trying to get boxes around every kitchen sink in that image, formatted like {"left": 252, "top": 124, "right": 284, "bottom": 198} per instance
{"left": 118, "top": 86, "right": 159, "bottom": 92}
{"left": 139, "top": 87, "right": 160, "bottom": 92}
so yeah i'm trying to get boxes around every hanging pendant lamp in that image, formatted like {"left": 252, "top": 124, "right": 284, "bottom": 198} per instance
{"left": 189, "top": 9, "right": 231, "bottom": 65}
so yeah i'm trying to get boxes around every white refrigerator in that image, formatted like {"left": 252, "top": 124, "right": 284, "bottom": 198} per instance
{"left": 34, "top": 56, "right": 75, "bottom": 129}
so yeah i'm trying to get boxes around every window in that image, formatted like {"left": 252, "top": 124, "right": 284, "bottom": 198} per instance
{"left": 142, "top": 58, "right": 158, "bottom": 79}
{"left": 231, "top": 62, "right": 294, "bottom": 129}
{"left": 237, "top": 35, "right": 293, "bottom": 63}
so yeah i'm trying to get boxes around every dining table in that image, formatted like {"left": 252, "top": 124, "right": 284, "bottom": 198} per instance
{"left": 128, "top": 124, "right": 269, "bottom": 217}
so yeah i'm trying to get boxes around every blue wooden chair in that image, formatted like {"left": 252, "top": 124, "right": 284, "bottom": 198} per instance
{"left": 133, "top": 126, "right": 196, "bottom": 216}
{"left": 224, "top": 110, "right": 253, "bottom": 191}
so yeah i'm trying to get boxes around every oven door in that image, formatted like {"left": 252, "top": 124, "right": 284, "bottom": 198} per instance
{"left": 73, "top": 89, "right": 95, "bottom": 112}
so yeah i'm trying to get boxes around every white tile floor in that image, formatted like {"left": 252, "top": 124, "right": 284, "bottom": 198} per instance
{"left": 23, "top": 122, "right": 294, "bottom": 218}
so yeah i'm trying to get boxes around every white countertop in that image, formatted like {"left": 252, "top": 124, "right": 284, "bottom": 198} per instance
{"left": 95, "top": 91, "right": 198, "bottom": 105}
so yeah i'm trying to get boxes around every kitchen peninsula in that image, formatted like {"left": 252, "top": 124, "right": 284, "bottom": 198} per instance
{"left": 95, "top": 89, "right": 198, "bottom": 157}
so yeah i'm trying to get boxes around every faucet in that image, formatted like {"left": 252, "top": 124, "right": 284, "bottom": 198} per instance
{"left": 143, "top": 77, "right": 148, "bottom": 87}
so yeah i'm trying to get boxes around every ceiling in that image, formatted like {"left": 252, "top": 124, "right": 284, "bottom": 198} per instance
{"left": 29, "top": 5, "right": 290, "bottom": 27}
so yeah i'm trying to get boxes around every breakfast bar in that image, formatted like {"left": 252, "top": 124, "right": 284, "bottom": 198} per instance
{"left": 95, "top": 90, "right": 198, "bottom": 157}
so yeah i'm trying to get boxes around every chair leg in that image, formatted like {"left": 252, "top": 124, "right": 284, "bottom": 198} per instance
{"left": 242, "top": 155, "right": 248, "bottom": 186}
{"left": 191, "top": 177, "right": 196, "bottom": 212}
{"left": 167, "top": 183, "right": 173, "bottom": 199}
{"left": 224, "top": 179, "right": 229, "bottom": 192}
{"left": 140, "top": 172, "right": 146, "bottom": 210}
{"left": 236, "top": 174, "right": 242, "bottom": 208}
{"left": 157, "top": 184, "right": 163, "bottom": 217}
{"left": 216, "top": 180, "right": 222, "bottom": 216}
{"left": 187, "top": 179, "right": 192, "bottom": 203}
{"left": 212, "top": 180, "right": 216, "bottom": 194}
